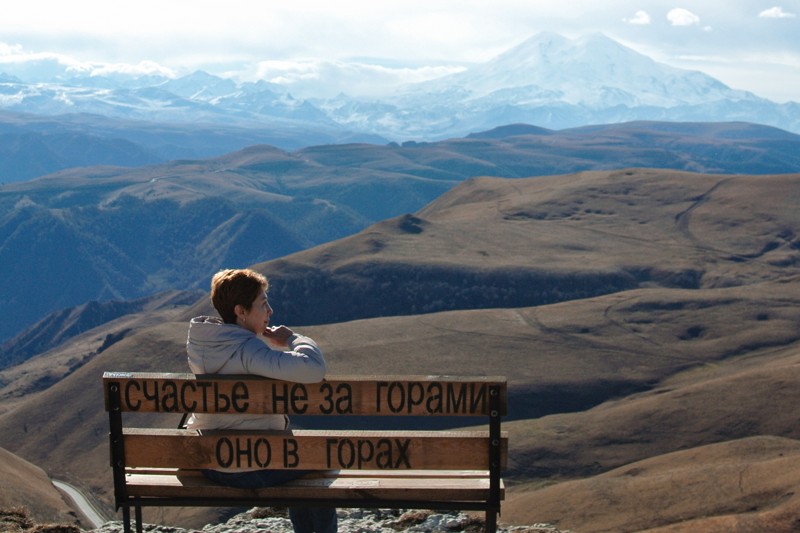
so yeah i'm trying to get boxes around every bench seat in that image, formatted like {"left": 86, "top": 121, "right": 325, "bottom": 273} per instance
{"left": 125, "top": 469, "right": 504, "bottom": 502}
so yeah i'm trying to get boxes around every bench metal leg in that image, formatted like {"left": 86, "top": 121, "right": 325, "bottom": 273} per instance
{"left": 121, "top": 506, "right": 131, "bottom": 533}
{"left": 485, "top": 509, "right": 497, "bottom": 533}
{"left": 135, "top": 504, "right": 143, "bottom": 533}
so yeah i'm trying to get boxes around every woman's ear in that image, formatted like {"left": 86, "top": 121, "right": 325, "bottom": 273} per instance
{"left": 234, "top": 304, "right": 246, "bottom": 322}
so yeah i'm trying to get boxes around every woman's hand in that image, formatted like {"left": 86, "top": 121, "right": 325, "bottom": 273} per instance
{"left": 263, "top": 325, "right": 294, "bottom": 347}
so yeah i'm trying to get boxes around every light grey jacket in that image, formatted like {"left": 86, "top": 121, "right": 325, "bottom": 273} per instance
{"left": 185, "top": 315, "right": 327, "bottom": 432}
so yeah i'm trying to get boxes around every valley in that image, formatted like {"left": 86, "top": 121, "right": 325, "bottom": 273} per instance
{"left": 3, "top": 121, "right": 800, "bottom": 345}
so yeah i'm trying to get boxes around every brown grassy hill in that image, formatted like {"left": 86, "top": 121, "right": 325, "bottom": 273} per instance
{"left": 0, "top": 447, "right": 78, "bottom": 526}
{"left": 1, "top": 289, "right": 204, "bottom": 371}
{"left": 504, "top": 435, "right": 800, "bottom": 532}
{"left": 3, "top": 282, "right": 799, "bottom": 529}
{"left": 2, "top": 278, "right": 799, "bottom": 530}
{"left": 499, "top": 325, "right": 800, "bottom": 476}
{"left": 6, "top": 123, "right": 800, "bottom": 345}
{"left": 0, "top": 169, "right": 799, "bottom": 530}
{"left": 0, "top": 293, "right": 204, "bottom": 415}
{"left": 257, "top": 169, "right": 799, "bottom": 328}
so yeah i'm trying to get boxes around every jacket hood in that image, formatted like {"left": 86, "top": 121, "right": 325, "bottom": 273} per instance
{"left": 186, "top": 316, "right": 254, "bottom": 374}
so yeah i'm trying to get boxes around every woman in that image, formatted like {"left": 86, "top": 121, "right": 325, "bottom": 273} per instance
{"left": 186, "top": 268, "right": 336, "bottom": 533}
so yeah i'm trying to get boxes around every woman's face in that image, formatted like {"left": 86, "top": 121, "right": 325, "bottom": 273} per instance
{"left": 238, "top": 291, "right": 273, "bottom": 334}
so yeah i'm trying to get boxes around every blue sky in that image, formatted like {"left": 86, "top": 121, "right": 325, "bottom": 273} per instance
{"left": 1, "top": 0, "right": 798, "bottom": 102}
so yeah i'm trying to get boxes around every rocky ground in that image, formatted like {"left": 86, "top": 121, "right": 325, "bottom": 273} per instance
{"left": 2, "top": 503, "right": 571, "bottom": 533}
{"left": 90, "top": 508, "right": 571, "bottom": 533}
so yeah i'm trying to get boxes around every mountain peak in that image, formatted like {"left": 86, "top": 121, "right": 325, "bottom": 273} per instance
{"left": 0, "top": 32, "right": 794, "bottom": 140}
{"left": 417, "top": 32, "right": 750, "bottom": 108}
{"left": 161, "top": 70, "right": 238, "bottom": 100}
{"left": 497, "top": 32, "right": 622, "bottom": 63}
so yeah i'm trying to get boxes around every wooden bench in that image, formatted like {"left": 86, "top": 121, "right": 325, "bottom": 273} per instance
{"left": 104, "top": 372, "right": 508, "bottom": 533}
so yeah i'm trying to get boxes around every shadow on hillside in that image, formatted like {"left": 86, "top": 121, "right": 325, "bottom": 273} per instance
{"left": 292, "top": 379, "right": 650, "bottom": 430}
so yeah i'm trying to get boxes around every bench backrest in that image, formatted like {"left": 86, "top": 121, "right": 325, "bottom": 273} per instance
{"left": 104, "top": 372, "right": 507, "bottom": 494}
{"left": 103, "top": 373, "right": 507, "bottom": 417}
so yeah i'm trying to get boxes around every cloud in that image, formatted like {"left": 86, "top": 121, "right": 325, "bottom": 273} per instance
{"left": 759, "top": 6, "right": 796, "bottom": 18}
{"left": 249, "top": 58, "right": 465, "bottom": 98}
{"left": 87, "top": 61, "right": 175, "bottom": 78}
{"left": 0, "top": 43, "right": 25, "bottom": 56}
{"left": 667, "top": 8, "right": 701, "bottom": 26}
{"left": 0, "top": 45, "right": 84, "bottom": 76}
{"left": 624, "top": 10, "right": 651, "bottom": 25}
{"left": 0, "top": 42, "right": 175, "bottom": 81}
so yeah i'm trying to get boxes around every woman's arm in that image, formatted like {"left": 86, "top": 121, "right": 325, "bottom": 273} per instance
{"left": 240, "top": 330, "right": 327, "bottom": 383}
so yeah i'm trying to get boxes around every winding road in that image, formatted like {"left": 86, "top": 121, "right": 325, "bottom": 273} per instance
{"left": 52, "top": 480, "right": 109, "bottom": 529}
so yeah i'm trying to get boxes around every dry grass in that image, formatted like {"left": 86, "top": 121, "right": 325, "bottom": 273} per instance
{"left": 0, "top": 508, "right": 80, "bottom": 533}
{"left": 0, "top": 450, "right": 78, "bottom": 528}
{"left": 503, "top": 436, "right": 800, "bottom": 533}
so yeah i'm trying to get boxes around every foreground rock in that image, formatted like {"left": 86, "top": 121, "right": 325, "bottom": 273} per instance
{"left": 91, "top": 508, "right": 571, "bottom": 533}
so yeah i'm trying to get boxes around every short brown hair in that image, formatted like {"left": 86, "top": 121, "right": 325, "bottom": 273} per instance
{"left": 210, "top": 269, "right": 269, "bottom": 324}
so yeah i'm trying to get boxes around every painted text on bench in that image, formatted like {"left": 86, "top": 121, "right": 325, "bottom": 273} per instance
{"left": 214, "top": 436, "right": 413, "bottom": 469}
{"left": 120, "top": 378, "right": 489, "bottom": 415}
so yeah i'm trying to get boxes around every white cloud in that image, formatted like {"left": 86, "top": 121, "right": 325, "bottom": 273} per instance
{"left": 0, "top": 2, "right": 798, "bottom": 104}
{"left": 0, "top": 43, "right": 25, "bottom": 56}
{"left": 87, "top": 61, "right": 176, "bottom": 78}
{"left": 0, "top": 42, "right": 175, "bottom": 81}
{"left": 759, "top": 6, "right": 796, "bottom": 18}
{"left": 249, "top": 58, "right": 465, "bottom": 98}
{"left": 0, "top": 46, "right": 83, "bottom": 71}
{"left": 667, "top": 8, "right": 701, "bottom": 26}
{"left": 624, "top": 10, "right": 651, "bottom": 25}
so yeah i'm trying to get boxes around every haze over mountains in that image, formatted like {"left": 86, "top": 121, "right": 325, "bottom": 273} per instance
{"left": 0, "top": 109, "right": 386, "bottom": 183}
{"left": 1, "top": 32, "right": 799, "bottom": 183}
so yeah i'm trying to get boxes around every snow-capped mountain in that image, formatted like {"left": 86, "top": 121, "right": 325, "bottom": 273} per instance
{"left": 0, "top": 32, "right": 797, "bottom": 140}
{"left": 160, "top": 70, "right": 239, "bottom": 101}
{"left": 328, "top": 32, "right": 784, "bottom": 139}
{"left": 408, "top": 32, "right": 754, "bottom": 108}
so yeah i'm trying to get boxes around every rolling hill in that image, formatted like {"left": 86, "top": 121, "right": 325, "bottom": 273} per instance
{"left": 504, "top": 435, "right": 800, "bottom": 532}
{"left": 1, "top": 168, "right": 799, "bottom": 531}
{"left": 0, "top": 289, "right": 204, "bottom": 370}
{"left": 0, "top": 109, "right": 387, "bottom": 183}
{"left": 3, "top": 120, "right": 800, "bottom": 345}
{"left": 255, "top": 168, "right": 800, "bottom": 327}
{"left": 0, "top": 447, "right": 79, "bottom": 526}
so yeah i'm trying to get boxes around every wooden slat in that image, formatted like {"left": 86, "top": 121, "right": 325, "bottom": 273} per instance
{"left": 103, "top": 373, "right": 507, "bottom": 416}
{"left": 126, "top": 468, "right": 494, "bottom": 479}
{"left": 125, "top": 471, "right": 505, "bottom": 501}
{"left": 122, "top": 429, "right": 508, "bottom": 471}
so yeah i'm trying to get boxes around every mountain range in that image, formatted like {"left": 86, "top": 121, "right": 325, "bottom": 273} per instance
{"left": 2, "top": 120, "right": 800, "bottom": 346}
{"left": 1, "top": 32, "right": 798, "bottom": 178}
{"left": 3, "top": 28, "right": 800, "bottom": 532}
{"left": 1, "top": 168, "right": 799, "bottom": 531}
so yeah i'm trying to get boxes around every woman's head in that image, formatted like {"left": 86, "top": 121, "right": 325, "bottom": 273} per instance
{"left": 211, "top": 268, "right": 269, "bottom": 326}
